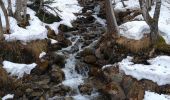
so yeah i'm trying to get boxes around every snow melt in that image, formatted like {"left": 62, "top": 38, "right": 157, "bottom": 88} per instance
{"left": 119, "top": 56, "right": 170, "bottom": 85}
{"left": 144, "top": 91, "right": 170, "bottom": 100}
{"left": 3, "top": 61, "right": 37, "bottom": 78}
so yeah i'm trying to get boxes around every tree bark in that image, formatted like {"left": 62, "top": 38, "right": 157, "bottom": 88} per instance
{"left": 0, "top": 14, "right": 4, "bottom": 38}
{"left": 139, "top": 0, "right": 161, "bottom": 45}
{"left": 105, "top": 0, "right": 119, "bottom": 37}
{"left": 8, "top": 0, "right": 13, "bottom": 16}
{"left": 0, "top": 0, "right": 10, "bottom": 33}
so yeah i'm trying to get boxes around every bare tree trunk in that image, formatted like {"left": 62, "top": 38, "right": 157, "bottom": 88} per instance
{"left": 0, "top": 14, "right": 4, "bottom": 38}
{"left": 105, "top": 0, "right": 119, "bottom": 37}
{"left": 15, "top": 0, "right": 22, "bottom": 23}
{"left": 139, "top": 0, "right": 161, "bottom": 44}
{"left": 22, "top": 0, "right": 28, "bottom": 20}
{"left": 15, "top": 0, "right": 28, "bottom": 25}
{"left": 0, "top": 0, "right": 10, "bottom": 33}
{"left": 8, "top": 0, "right": 13, "bottom": 16}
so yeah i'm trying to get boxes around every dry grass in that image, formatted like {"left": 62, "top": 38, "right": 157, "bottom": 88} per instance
{"left": 116, "top": 35, "right": 151, "bottom": 53}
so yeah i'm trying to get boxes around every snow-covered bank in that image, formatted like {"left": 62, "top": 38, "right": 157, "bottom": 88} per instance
{"left": 144, "top": 91, "right": 170, "bottom": 100}
{"left": 116, "top": 0, "right": 170, "bottom": 44}
{"left": 119, "top": 56, "right": 170, "bottom": 85}
{"left": 3, "top": 61, "right": 37, "bottom": 78}
{"left": 0, "top": 0, "right": 82, "bottom": 42}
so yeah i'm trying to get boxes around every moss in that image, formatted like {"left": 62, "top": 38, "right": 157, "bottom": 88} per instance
{"left": 155, "top": 36, "right": 170, "bottom": 53}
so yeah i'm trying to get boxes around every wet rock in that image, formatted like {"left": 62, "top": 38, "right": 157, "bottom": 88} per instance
{"left": 78, "top": 83, "right": 93, "bottom": 95}
{"left": 64, "top": 97, "right": 74, "bottom": 100}
{"left": 75, "top": 61, "right": 89, "bottom": 76}
{"left": 80, "top": 48, "right": 95, "bottom": 57}
{"left": 48, "top": 53, "right": 66, "bottom": 68}
{"left": 50, "top": 65, "right": 65, "bottom": 83}
{"left": 55, "top": 34, "right": 72, "bottom": 48}
{"left": 50, "top": 85, "right": 71, "bottom": 96}
{"left": 48, "top": 44, "right": 62, "bottom": 51}
{"left": 88, "top": 66, "right": 100, "bottom": 77}
{"left": 59, "top": 24, "right": 77, "bottom": 32}
{"left": 102, "top": 82, "right": 126, "bottom": 100}
{"left": 84, "top": 55, "right": 96, "bottom": 64}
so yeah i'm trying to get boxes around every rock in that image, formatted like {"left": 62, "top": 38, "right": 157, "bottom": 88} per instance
{"left": 121, "top": 76, "right": 135, "bottom": 95}
{"left": 102, "top": 82, "right": 126, "bottom": 100}
{"left": 33, "top": 60, "right": 49, "bottom": 74}
{"left": 64, "top": 97, "right": 74, "bottom": 100}
{"left": 78, "top": 83, "right": 93, "bottom": 95}
{"left": 88, "top": 66, "right": 100, "bottom": 77}
{"left": 102, "top": 66, "right": 123, "bottom": 83}
{"left": 48, "top": 53, "right": 66, "bottom": 68}
{"left": 48, "top": 43, "right": 62, "bottom": 51}
{"left": 58, "top": 24, "right": 76, "bottom": 32}
{"left": 45, "top": 25, "right": 56, "bottom": 38}
{"left": 0, "top": 67, "right": 9, "bottom": 88}
{"left": 126, "top": 81, "right": 144, "bottom": 100}
{"left": 80, "top": 48, "right": 95, "bottom": 57}
{"left": 50, "top": 65, "right": 65, "bottom": 83}
{"left": 55, "top": 34, "right": 72, "bottom": 48}
{"left": 75, "top": 61, "right": 89, "bottom": 76}
{"left": 84, "top": 55, "right": 97, "bottom": 64}
{"left": 51, "top": 85, "right": 71, "bottom": 96}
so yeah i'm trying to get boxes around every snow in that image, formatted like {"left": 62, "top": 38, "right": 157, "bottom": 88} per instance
{"left": 2, "top": 94, "right": 14, "bottom": 100}
{"left": 119, "top": 56, "right": 170, "bottom": 86}
{"left": 50, "top": 38, "right": 58, "bottom": 44}
{"left": 93, "top": 15, "right": 106, "bottom": 26}
{"left": 39, "top": 51, "right": 46, "bottom": 59}
{"left": 144, "top": 91, "right": 170, "bottom": 100}
{"left": 119, "top": 21, "right": 150, "bottom": 40}
{"left": 0, "top": 0, "right": 82, "bottom": 42}
{"left": 117, "top": 0, "right": 170, "bottom": 44}
{"left": 45, "top": 0, "right": 82, "bottom": 27}
{"left": 2, "top": 61, "right": 37, "bottom": 78}
{"left": 114, "top": 0, "right": 140, "bottom": 12}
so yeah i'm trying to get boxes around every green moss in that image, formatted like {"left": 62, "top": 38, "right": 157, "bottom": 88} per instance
{"left": 155, "top": 36, "right": 170, "bottom": 53}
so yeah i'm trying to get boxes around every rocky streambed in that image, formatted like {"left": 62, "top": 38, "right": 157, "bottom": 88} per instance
{"left": 1, "top": 0, "right": 170, "bottom": 100}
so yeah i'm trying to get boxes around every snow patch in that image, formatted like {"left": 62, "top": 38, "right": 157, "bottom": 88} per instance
{"left": 119, "top": 56, "right": 170, "bottom": 85}
{"left": 3, "top": 61, "right": 37, "bottom": 78}
{"left": 144, "top": 91, "right": 170, "bottom": 100}
{"left": 2, "top": 94, "right": 14, "bottom": 100}
{"left": 39, "top": 51, "right": 46, "bottom": 59}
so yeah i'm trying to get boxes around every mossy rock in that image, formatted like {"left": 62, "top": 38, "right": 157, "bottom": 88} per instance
{"left": 155, "top": 36, "right": 170, "bottom": 54}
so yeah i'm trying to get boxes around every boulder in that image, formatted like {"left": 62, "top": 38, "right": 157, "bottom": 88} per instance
{"left": 84, "top": 55, "right": 97, "bottom": 64}
{"left": 102, "top": 82, "right": 126, "bottom": 100}
{"left": 78, "top": 83, "right": 93, "bottom": 95}
{"left": 50, "top": 65, "right": 65, "bottom": 83}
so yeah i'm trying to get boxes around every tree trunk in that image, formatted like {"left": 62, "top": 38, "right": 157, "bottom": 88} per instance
{"left": 0, "top": 0, "right": 10, "bottom": 33}
{"left": 15, "top": 0, "right": 22, "bottom": 23}
{"left": 139, "top": 0, "right": 161, "bottom": 45}
{"left": 0, "top": 14, "right": 4, "bottom": 39}
{"left": 15, "top": 0, "right": 28, "bottom": 25}
{"left": 8, "top": 0, "right": 13, "bottom": 16}
{"left": 105, "top": 0, "right": 119, "bottom": 37}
